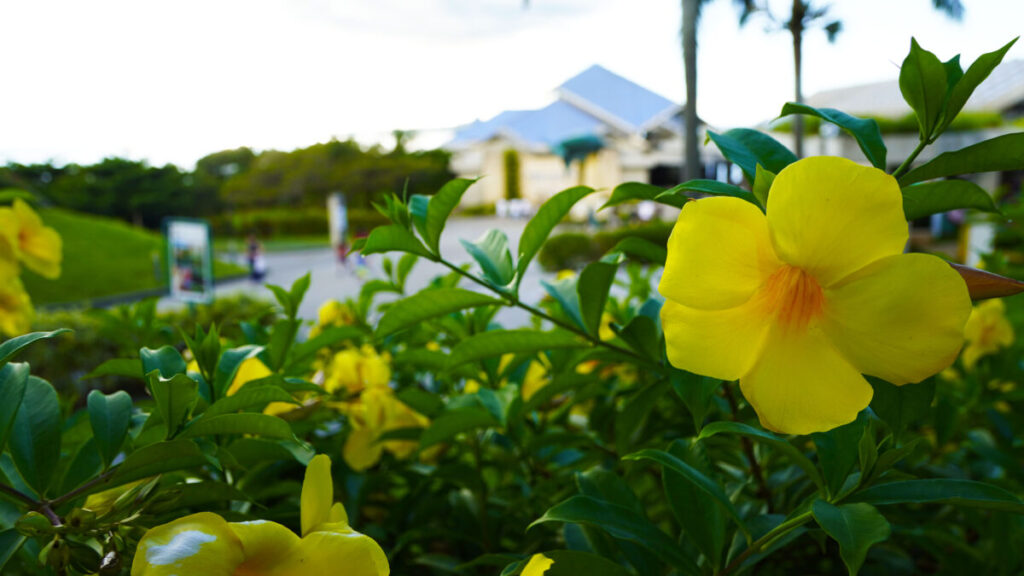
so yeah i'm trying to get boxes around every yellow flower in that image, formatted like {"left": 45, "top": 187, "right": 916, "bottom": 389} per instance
{"left": 520, "top": 360, "right": 550, "bottom": 401}
{"left": 659, "top": 157, "right": 970, "bottom": 434}
{"left": 962, "top": 299, "right": 1014, "bottom": 369}
{"left": 598, "top": 312, "right": 616, "bottom": 341}
{"left": 339, "top": 387, "right": 429, "bottom": 472}
{"left": 324, "top": 346, "right": 391, "bottom": 394}
{"left": 0, "top": 277, "right": 33, "bottom": 337}
{"left": 556, "top": 269, "right": 577, "bottom": 281}
{"left": 521, "top": 554, "right": 554, "bottom": 575}
{"left": 309, "top": 299, "right": 357, "bottom": 338}
{"left": 0, "top": 199, "right": 62, "bottom": 279}
{"left": 131, "top": 455, "right": 389, "bottom": 575}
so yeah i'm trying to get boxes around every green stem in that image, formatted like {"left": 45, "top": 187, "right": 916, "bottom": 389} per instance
{"left": 719, "top": 511, "right": 814, "bottom": 576}
{"left": 49, "top": 468, "right": 118, "bottom": 508}
{"left": 891, "top": 138, "right": 929, "bottom": 180}
{"left": 436, "top": 258, "right": 661, "bottom": 371}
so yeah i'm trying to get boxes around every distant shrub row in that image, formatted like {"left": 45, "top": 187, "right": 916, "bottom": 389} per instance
{"left": 210, "top": 207, "right": 389, "bottom": 238}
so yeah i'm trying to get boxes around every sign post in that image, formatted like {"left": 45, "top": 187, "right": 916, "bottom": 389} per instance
{"left": 165, "top": 218, "right": 214, "bottom": 303}
{"left": 327, "top": 192, "right": 349, "bottom": 262}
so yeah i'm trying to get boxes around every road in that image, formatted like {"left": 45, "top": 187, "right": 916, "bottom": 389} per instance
{"left": 162, "top": 217, "right": 557, "bottom": 327}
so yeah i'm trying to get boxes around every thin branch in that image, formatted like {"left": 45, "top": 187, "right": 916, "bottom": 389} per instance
{"left": 723, "top": 382, "right": 774, "bottom": 513}
{"left": 0, "top": 482, "right": 38, "bottom": 507}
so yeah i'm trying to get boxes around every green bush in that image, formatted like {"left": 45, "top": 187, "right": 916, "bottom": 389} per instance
{"left": 211, "top": 207, "right": 389, "bottom": 237}
{"left": 538, "top": 220, "right": 674, "bottom": 270}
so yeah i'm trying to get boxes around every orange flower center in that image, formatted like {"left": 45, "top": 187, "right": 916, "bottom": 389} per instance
{"left": 760, "top": 265, "right": 824, "bottom": 332}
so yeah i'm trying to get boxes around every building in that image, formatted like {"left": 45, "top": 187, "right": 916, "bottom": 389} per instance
{"left": 445, "top": 64, "right": 719, "bottom": 216}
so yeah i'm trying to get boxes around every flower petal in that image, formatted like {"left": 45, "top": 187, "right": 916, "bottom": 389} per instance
{"left": 267, "top": 530, "right": 390, "bottom": 576}
{"left": 739, "top": 328, "right": 873, "bottom": 435}
{"left": 661, "top": 298, "right": 771, "bottom": 381}
{"left": 766, "top": 157, "right": 908, "bottom": 287}
{"left": 131, "top": 512, "right": 244, "bottom": 576}
{"left": 12, "top": 199, "right": 62, "bottom": 279}
{"left": 301, "top": 454, "right": 334, "bottom": 536}
{"left": 822, "top": 254, "right": 970, "bottom": 385}
{"left": 344, "top": 426, "right": 384, "bottom": 472}
{"left": 522, "top": 553, "right": 555, "bottom": 575}
{"left": 230, "top": 519, "right": 300, "bottom": 573}
{"left": 659, "top": 197, "right": 781, "bottom": 310}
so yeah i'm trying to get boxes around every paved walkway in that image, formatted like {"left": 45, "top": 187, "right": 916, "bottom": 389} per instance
{"left": 161, "top": 217, "right": 555, "bottom": 327}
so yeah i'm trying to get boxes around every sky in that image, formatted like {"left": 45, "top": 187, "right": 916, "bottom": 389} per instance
{"left": 1, "top": 0, "right": 1021, "bottom": 168}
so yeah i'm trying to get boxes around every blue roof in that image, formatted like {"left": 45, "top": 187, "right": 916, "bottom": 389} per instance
{"left": 449, "top": 100, "right": 605, "bottom": 147}
{"left": 558, "top": 65, "right": 678, "bottom": 130}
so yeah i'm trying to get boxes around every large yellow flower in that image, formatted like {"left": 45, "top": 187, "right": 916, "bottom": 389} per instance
{"left": 961, "top": 299, "right": 1014, "bottom": 369}
{"left": 132, "top": 455, "right": 389, "bottom": 576}
{"left": 659, "top": 157, "right": 970, "bottom": 434}
{"left": 0, "top": 198, "right": 62, "bottom": 279}
{"left": 338, "top": 387, "right": 428, "bottom": 472}
{"left": 0, "top": 277, "right": 33, "bottom": 337}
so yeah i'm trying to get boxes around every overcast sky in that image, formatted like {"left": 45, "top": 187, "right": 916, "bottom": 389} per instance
{"left": 1, "top": 0, "right": 1021, "bottom": 168}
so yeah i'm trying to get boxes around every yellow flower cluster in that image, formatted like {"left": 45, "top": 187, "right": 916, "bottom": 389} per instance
{"left": 132, "top": 455, "right": 389, "bottom": 575}
{"left": 324, "top": 344, "right": 392, "bottom": 394}
{"left": 962, "top": 299, "right": 1014, "bottom": 369}
{"left": 308, "top": 299, "right": 357, "bottom": 338}
{"left": 0, "top": 199, "right": 62, "bottom": 336}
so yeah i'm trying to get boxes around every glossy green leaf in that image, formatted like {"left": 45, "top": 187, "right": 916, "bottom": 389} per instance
{"left": 140, "top": 346, "right": 187, "bottom": 379}
{"left": 530, "top": 495, "right": 699, "bottom": 575}
{"left": 940, "top": 38, "right": 1018, "bottom": 133}
{"left": 420, "top": 407, "right": 500, "bottom": 448}
{"left": 657, "top": 179, "right": 757, "bottom": 206}
{"left": 752, "top": 164, "right": 774, "bottom": 208}
{"left": 626, "top": 446, "right": 750, "bottom": 539}
{"left": 409, "top": 194, "right": 430, "bottom": 243}
{"left": 288, "top": 273, "right": 311, "bottom": 315}
{"left": 377, "top": 288, "right": 504, "bottom": 338}
{"left": 662, "top": 441, "right": 726, "bottom": 570}
{"left": 0, "top": 363, "right": 29, "bottom": 456}
{"left": 516, "top": 186, "right": 596, "bottom": 288}
{"left": 778, "top": 103, "right": 887, "bottom": 169}
{"left": 203, "top": 386, "right": 298, "bottom": 419}
{"left": 670, "top": 369, "right": 719, "bottom": 433}
{"left": 147, "top": 373, "right": 199, "bottom": 438}
{"left": 899, "top": 133, "right": 1024, "bottom": 186}
{"left": 83, "top": 358, "right": 143, "bottom": 380}
{"left": 869, "top": 378, "right": 934, "bottom": 439}
{"left": 0, "top": 529, "right": 26, "bottom": 573}
{"left": 706, "top": 129, "right": 797, "bottom": 182}
{"left": 361, "top": 224, "right": 434, "bottom": 259}
{"left": 425, "top": 178, "right": 477, "bottom": 255}
{"left": 577, "top": 260, "right": 617, "bottom": 337}
{"left": 460, "top": 229, "right": 515, "bottom": 287}
{"left": 106, "top": 439, "right": 207, "bottom": 490}
{"left": 615, "top": 382, "right": 667, "bottom": 453}
{"left": 851, "top": 479, "right": 1024, "bottom": 513}
{"left": 9, "top": 377, "right": 61, "bottom": 496}
{"left": 605, "top": 237, "right": 666, "bottom": 266}
{"left": 899, "top": 38, "right": 948, "bottom": 140}
{"left": 181, "top": 413, "right": 294, "bottom": 440}
{"left": 601, "top": 181, "right": 676, "bottom": 209}
{"left": 541, "top": 277, "right": 585, "bottom": 329}
{"left": 87, "top": 390, "right": 133, "bottom": 469}
{"left": 213, "top": 345, "right": 264, "bottom": 400}
{"left": 447, "top": 329, "right": 588, "bottom": 368}
{"left": 699, "top": 421, "right": 824, "bottom": 493}
{"left": 616, "top": 314, "right": 660, "bottom": 361}
{"left": 812, "top": 500, "right": 891, "bottom": 575}
{"left": 901, "top": 179, "right": 999, "bottom": 220}
{"left": 813, "top": 413, "right": 868, "bottom": 498}
{"left": 0, "top": 329, "right": 70, "bottom": 367}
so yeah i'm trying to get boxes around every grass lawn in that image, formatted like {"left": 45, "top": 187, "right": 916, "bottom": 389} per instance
{"left": 21, "top": 208, "right": 247, "bottom": 306}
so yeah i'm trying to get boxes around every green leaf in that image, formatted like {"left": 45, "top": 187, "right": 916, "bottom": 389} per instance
{"left": 140, "top": 346, "right": 187, "bottom": 379}
{"left": 850, "top": 479, "right": 1024, "bottom": 513}
{"left": 626, "top": 447, "right": 750, "bottom": 540}
{"left": 460, "top": 229, "right": 515, "bottom": 287}
{"left": 9, "top": 377, "right": 61, "bottom": 496}
{"left": 106, "top": 439, "right": 207, "bottom": 489}
{"left": 605, "top": 237, "right": 666, "bottom": 266}
{"left": 602, "top": 182, "right": 685, "bottom": 209}
{"left": 0, "top": 363, "right": 29, "bottom": 456}
{"left": 670, "top": 369, "right": 719, "bottom": 433}
{"left": 181, "top": 413, "right": 294, "bottom": 440}
{"left": 83, "top": 358, "right": 143, "bottom": 380}
{"left": 266, "top": 284, "right": 293, "bottom": 317}
{"left": 0, "top": 529, "right": 26, "bottom": 573}
{"left": 529, "top": 495, "right": 699, "bottom": 575}
{"left": 361, "top": 224, "right": 434, "bottom": 259}
{"left": 658, "top": 179, "right": 758, "bottom": 206}
{"left": 869, "top": 378, "right": 934, "bottom": 439}
{"left": 778, "top": 103, "right": 887, "bottom": 169}
{"left": 147, "top": 373, "right": 199, "bottom": 438}
{"left": 87, "top": 390, "right": 133, "bottom": 469}
{"left": 940, "top": 38, "right": 1018, "bottom": 133}
{"left": 812, "top": 500, "right": 891, "bottom": 575}
{"left": 447, "top": 329, "right": 588, "bottom": 368}
{"left": 377, "top": 288, "right": 504, "bottom": 338}
{"left": 752, "top": 164, "right": 775, "bottom": 208}
{"left": 516, "top": 186, "right": 596, "bottom": 288}
{"left": 203, "top": 386, "right": 298, "bottom": 419}
{"left": 699, "top": 421, "right": 825, "bottom": 493}
{"left": 541, "top": 277, "right": 585, "bottom": 330}
{"left": 577, "top": 261, "right": 617, "bottom": 337}
{"left": 901, "top": 179, "right": 999, "bottom": 220}
{"left": 0, "top": 329, "right": 70, "bottom": 367}
{"left": 409, "top": 194, "right": 430, "bottom": 243}
{"left": 662, "top": 441, "right": 726, "bottom": 570}
{"left": 706, "top": 129, "right": 797, "bottom": 182}
{"left": 899, "top": 133, "right": 1024, "bottom": 186}
{"left": 213, "top": 345, "right": 264, "bottom": 399}
{"left": 420, "top": 407, "right": 500, "bottom": 448}
{"left": 425, "top": 178, "right": 477, "bottom": 255}
{"left": 615, "top": 381, "right": 667, "bottom": 453}
{"left": 812, "top": 413, "right": 868, "bottom": 497}
{"left": 288, "top": 273, "right": 311, "bottom": 315}
{"left": 899, "top": 38, "right": 949, "bottom": 140}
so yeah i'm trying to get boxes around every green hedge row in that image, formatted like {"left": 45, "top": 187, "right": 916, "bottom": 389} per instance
{"left": 210, "top": 207, "right": 389, "bottom": 237}
{"left": 537, "top": 220, "right": 674, "bottom": 271}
